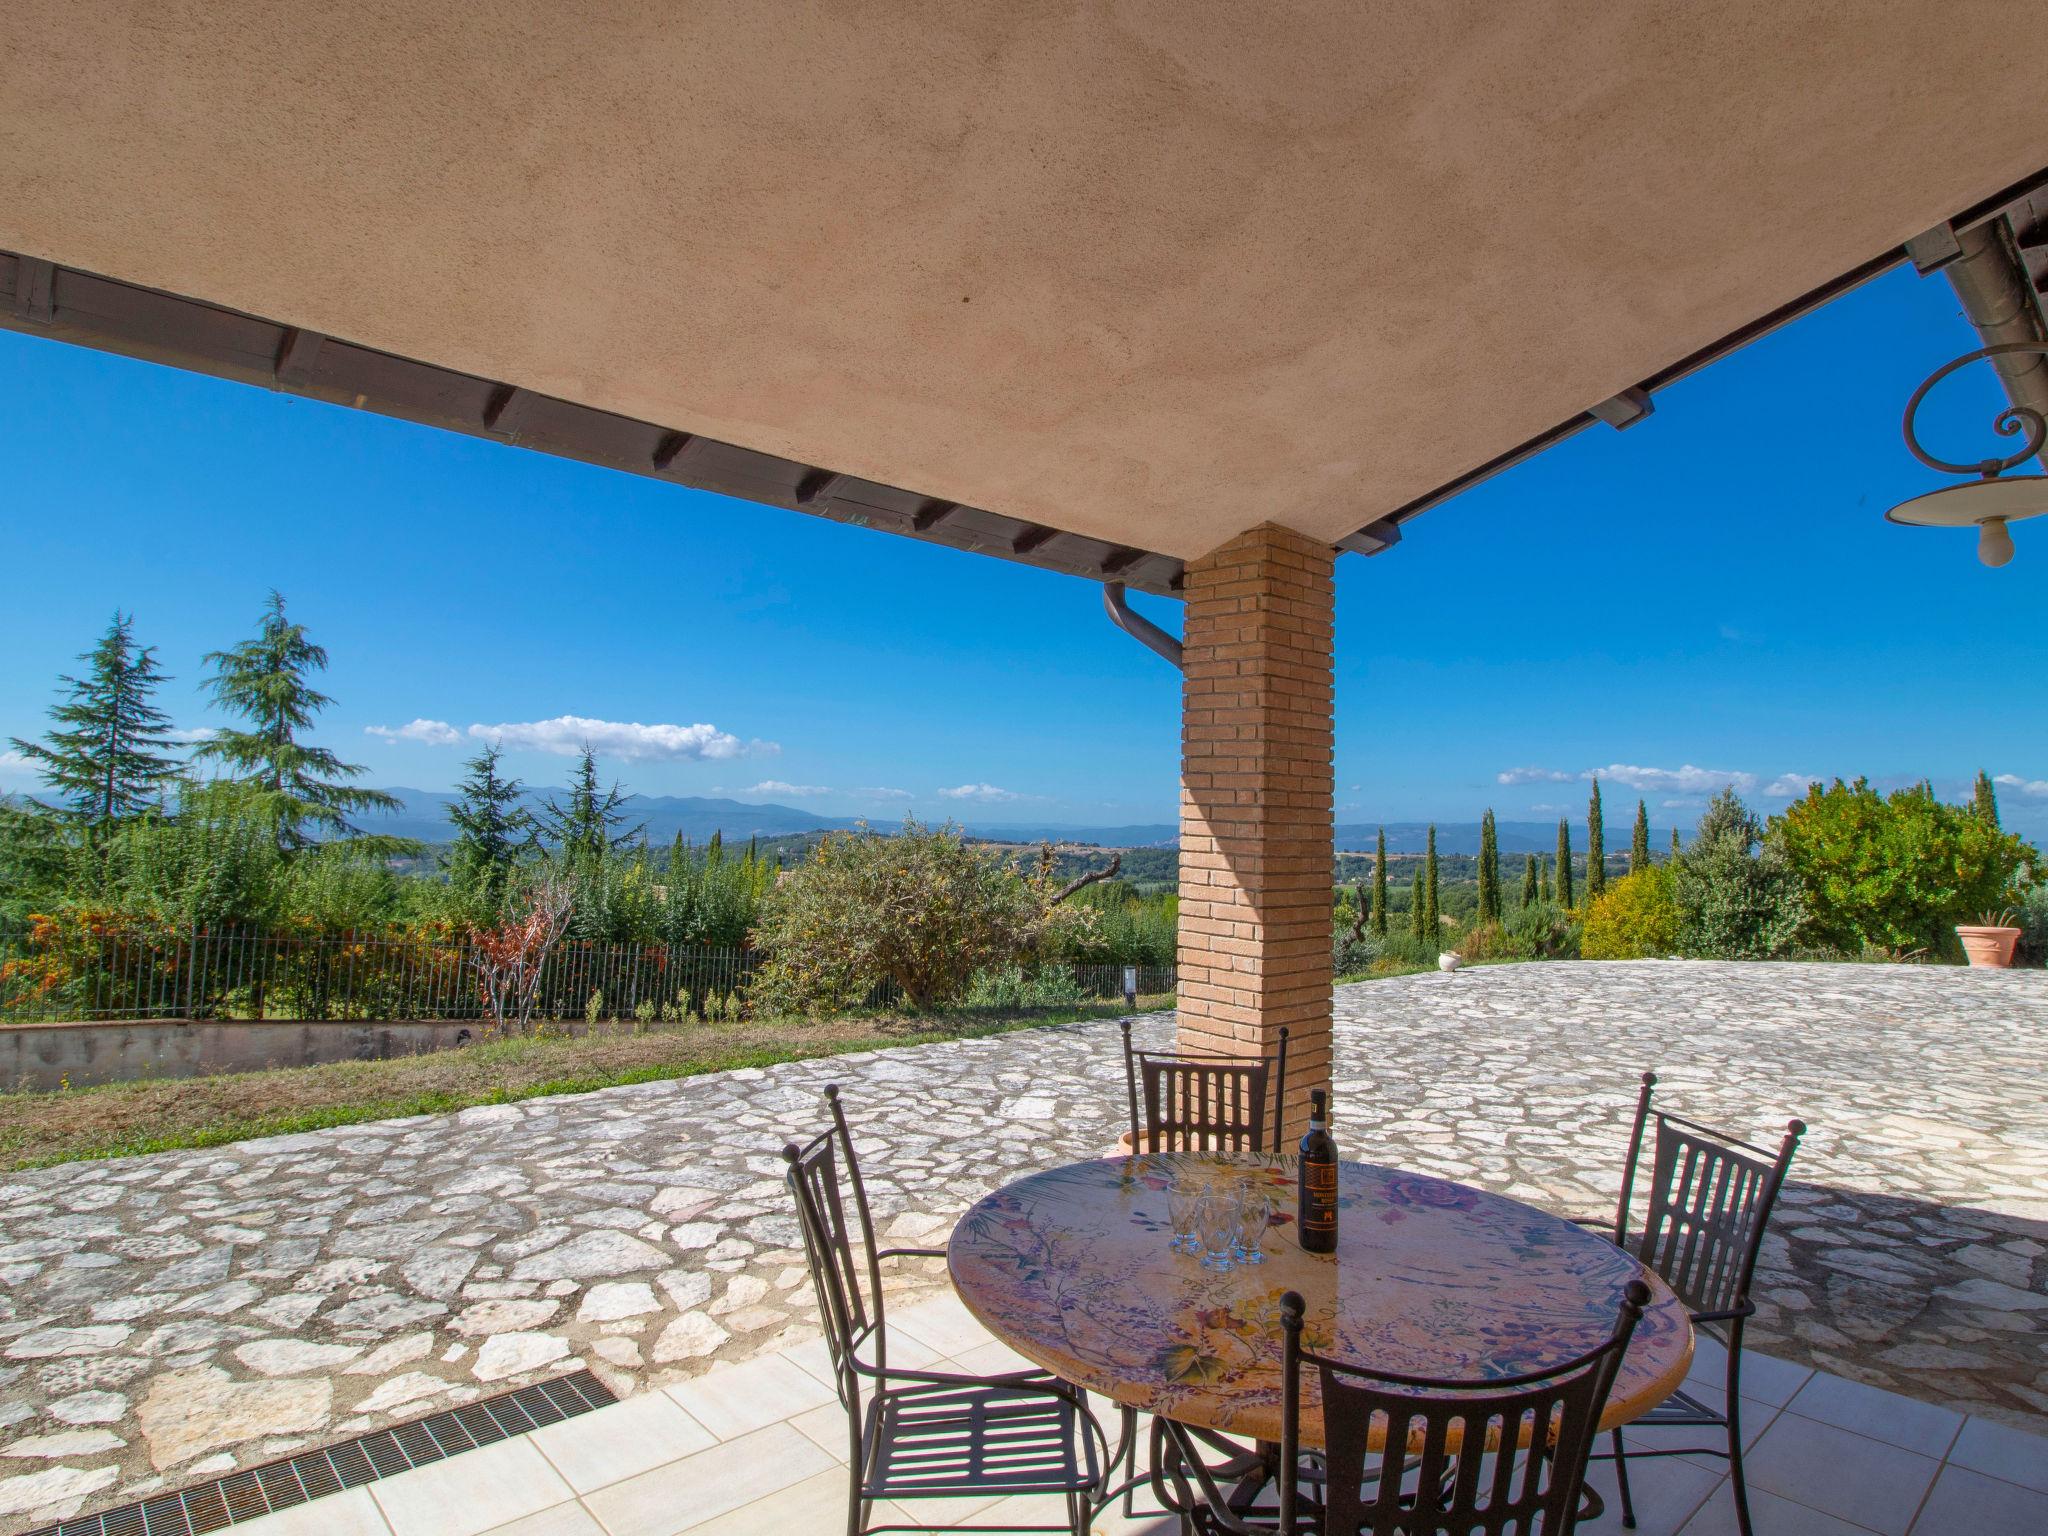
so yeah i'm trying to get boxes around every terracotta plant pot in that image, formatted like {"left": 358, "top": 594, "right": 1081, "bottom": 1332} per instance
{"left": 1956, "top": 925, "right": 2021, "bottom": 968}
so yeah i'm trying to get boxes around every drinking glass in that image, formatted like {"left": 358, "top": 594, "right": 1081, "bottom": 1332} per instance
{"left": 1195, "top": 1194, "right": 1238, "bottom": 1271}
{"left": 1233, "top": 1185, "right": 1271, "bottom": 1264}
{"left": 1166, "top": 1178, "right": 1202, "bottom": 1252}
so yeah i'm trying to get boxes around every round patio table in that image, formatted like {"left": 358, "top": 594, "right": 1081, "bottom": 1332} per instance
{"left": 947, "top": 1152, "right": 1692, "bottom": 1449}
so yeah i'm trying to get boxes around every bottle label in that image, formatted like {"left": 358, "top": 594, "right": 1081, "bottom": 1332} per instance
{"left": 1304, "top": 1161, "right": 1337, "bottom": 1230}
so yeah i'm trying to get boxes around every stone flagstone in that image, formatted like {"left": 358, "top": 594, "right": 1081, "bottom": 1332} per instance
{"left": 1, "top": 960, "right": 2044, "bottom": 1530}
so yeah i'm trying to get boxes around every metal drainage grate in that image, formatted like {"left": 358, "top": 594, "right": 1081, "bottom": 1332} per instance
{"left": 25, "top": 1369, "right": 616, "bottom": 1536}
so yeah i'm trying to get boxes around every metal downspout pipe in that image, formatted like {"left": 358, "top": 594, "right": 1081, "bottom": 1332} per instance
{"left": 1942, "top": 217, "right": 2048, "bottom": 472}
{"left": 1101, "top": 582, "right": 1183, "bottom": 670}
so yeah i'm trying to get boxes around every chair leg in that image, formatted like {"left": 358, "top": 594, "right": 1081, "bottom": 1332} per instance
{"left": 1119, "top": 1404, "right": 1138, "bottom": 1516}
{"left": 1610, "top": 1426, "right": 1637, "bottom": 1529}
{"left": 1726, "top": 1397, "right": 1754, "bottom": 1536}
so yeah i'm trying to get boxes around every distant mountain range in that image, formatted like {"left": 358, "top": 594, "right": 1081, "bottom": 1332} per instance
{"left": 362, "top": 789, "right": 1180, "bottom": 848}
{"left": 363, "top": 791, "right": 1666, "bottom": 856}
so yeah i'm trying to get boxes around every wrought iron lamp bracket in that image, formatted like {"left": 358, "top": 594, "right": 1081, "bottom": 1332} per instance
{"left": 1902, "top": 341, "right": 2048, "bottom": 477}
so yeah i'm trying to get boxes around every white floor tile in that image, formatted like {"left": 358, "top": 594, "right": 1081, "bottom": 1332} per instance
{"left": 681, "top": 1466, "right": 912, "bottom": 1534}
{"left": 1740, "top": 1414, "right": 1937, "bottom": 1536}
{"left": 1679, "top": 1481, "right": 1882, "bottom": 1535}
{"left": 1785, "top": 1372, "right": 1963, "bottom": 1458}
{"left": 664, "top": 1351, "right": 838, "bottom": 1441}
{"left": 231, "top": 1486, "right": 393, "bottom": 1536}
{"left": 531, "top": 1388, "right": 717, "bottom": 1492}
{"left": 781, "top": 1325, "right": 944, "bottom": 1385}
{"left": 1579, "top": 1451, "right": 1725, "bottom": 1535}
{"left": 1945, "top": 1414, "right": 2048, "bottom": 1495}
{"left": 889, "top": 1293, "right": 999, "bottom": 1357}
{"left": 1910, "top": 1464, "right": 2048, "bottom": 1536}
{"left": 372, "top": 1438, "right": 575, "bottom": 1536}
{"left": 950, "top": 1337, "right": 1046, "bottom": 1378}
{"left": 479, "top": 1504, "right": 609, "bottom": 1535}
{"left": 581, "top": 1420, "right": 836, "bottom": 1536}
{"left": 788, "top": 1399, "right": 851, "bottom": 1458}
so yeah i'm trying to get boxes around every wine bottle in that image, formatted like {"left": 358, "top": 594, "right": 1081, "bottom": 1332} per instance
{"left": 1297, "top": 1088, "right": 1338, "bottom": 1253}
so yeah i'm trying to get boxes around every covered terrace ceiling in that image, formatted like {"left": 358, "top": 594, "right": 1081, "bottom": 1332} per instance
{"left": 2, "top": 2, "right": 2044, "bottom": 596}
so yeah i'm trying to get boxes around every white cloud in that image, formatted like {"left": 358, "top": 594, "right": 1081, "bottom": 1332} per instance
{"left": 366, "top": 718, "right": 463, "bottom": 747}
{"left": 1763, "top": 774, "right": 1817, "bottom": 799}
{"left": 1590, "top": 764, "right": 1758, "bottom": 795}
{"left": 748, "top": 780, "right": 831, "bottom": 798}
{"left": 851, "top": 786, "right": 914, "bottom": 800}
{"left": 165, "top": 726, "right": 217, "bottom": 744}
{"left": 1995, "top": 773, "right": 2048, "bottom": 797}
{"left": 0, "top": 748, "right": 32, "bottom": 784}
{"left": 469, "top": 715, "right": 774, "bottom": 762}
{"left": 1496, "top": 766, "right": 1576, "bottom": 785}
{"left": 938, "top": 782, "right": 1026, "bottom": 803}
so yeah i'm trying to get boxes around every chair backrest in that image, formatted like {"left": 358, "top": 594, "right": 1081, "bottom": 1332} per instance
{"left": 1613, "top": 1072, "right": 1805, "bottom": 1319}
{"left": 1278, "top": 1281, "right": 1649, "bottom": 1536}
{"left": 1120, "top": 1020, "right": 1288, "bottom": 1153}
{"left": 782, "top": 1084, "right": 888, "bottom": 1410}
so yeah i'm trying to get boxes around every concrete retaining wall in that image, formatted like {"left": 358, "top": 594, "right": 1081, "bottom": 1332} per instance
{"left": 1, "top": 1018, "right": 488, "bottom": 1091}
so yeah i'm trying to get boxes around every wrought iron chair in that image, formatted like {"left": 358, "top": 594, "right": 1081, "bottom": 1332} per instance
{"left": 1119, "top": 1020, "right": 1289, "bottom": 1153}
{"left": 1584, "top": 1072, "right": 1806, "bottom": 1536}
{"left": 782, "top": 1084, "right": 1110, "bottom": 1536}
{"left": 1152, "top": 1282, "right": 1648, "bottom": 1534}
{"left": 1109, "top": 1021, "right": 1291, "bottom": 1511}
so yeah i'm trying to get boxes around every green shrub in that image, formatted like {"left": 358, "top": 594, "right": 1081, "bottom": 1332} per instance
{"left": 1505, "top": 900, "right": 1582, "bottom": 959}
{"left": 749, "top": 821, "right": 1048, "bottom": 1015}
{"left": 1456, "top": 921, "right": 1517, "bottom": 961}
{"left": 1672, "top": 790, "right": 1803, "bottom": 959}
{"left": 2015, "top": 884, "right": 2048, "bottom": 968}
{"left": 1580, "top": 868, "right": 1680, "bottom": 959}
{"left": 964, "top": 965, "right": 1088, "bottom": 1009}
{"left": 1772, "top": 778, "right": 2038, "bottom": 958}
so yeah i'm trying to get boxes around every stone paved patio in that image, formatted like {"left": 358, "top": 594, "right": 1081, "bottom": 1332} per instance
{"left": 3, "top": 960, "right": 2045, "bottom": 1529}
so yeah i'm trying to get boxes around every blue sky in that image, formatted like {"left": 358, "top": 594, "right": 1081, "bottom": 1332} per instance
{"left": 4, "top": 263, "right": 2046, "bottom": 835}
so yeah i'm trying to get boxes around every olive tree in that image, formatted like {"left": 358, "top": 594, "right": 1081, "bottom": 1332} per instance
{"left": 750, "top": 821, "right": 1071, "bottom": 1015}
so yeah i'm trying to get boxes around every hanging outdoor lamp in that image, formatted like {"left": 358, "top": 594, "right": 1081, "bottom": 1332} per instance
{"left": 1886, "top": 340, "right": 2048, "bottom": 566}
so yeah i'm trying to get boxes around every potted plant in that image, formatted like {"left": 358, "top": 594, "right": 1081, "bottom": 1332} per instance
{"left": 1956, "top": 908, "right": 2021, "bottom": 969}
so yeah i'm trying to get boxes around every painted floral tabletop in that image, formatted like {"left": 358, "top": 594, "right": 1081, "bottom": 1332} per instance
{"left": 948, "top": 1153, "right": 1692, "bottom": 1446}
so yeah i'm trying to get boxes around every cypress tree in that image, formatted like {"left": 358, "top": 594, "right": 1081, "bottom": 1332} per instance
{"left": 1671, "top": 826, "right": 1682, "bottom": 861}
{"left": 1410, "top": 868, "right": 1426, "bottom": 939}
{"left": 195, "top": 592, "right": 398, "bottom": 851}
{"left": 1555, "top": 817, "right": 1574, "bottom": 909}
{"left": 446, "top": 743, "right": 532, "bottom": 912}
{"left": 1424, "top": 825, "right": 1440, "bottom": 938}
{"left": 1521, "top": 852, "right": 1538, "bottom": 907}
{"left": 1630, "top": 798, "right": 1650, "bottom": 875}
{"left": 1477, "top": 810, "right": 1500, "bottom": 921}
{"left": 1371, "top": 827, "right": 1389, "bottom": 935}
{"left": 10, "top": 612, "right": 181, "bottom": 835}
{"left": 1972, "top": 770, "right": 2000, "bottom": 826}
{"left": 1586, "top": 777, "right": 1606, "bottom": 900}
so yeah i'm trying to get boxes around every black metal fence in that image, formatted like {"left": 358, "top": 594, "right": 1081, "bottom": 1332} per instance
{"left": 0, "top": 921, "right": 1174, "bottom": 1025}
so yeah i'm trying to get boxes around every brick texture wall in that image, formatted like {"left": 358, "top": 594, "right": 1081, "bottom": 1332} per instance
{"left": 1176, "top": 521, "right": 1335, "bottom": 1140}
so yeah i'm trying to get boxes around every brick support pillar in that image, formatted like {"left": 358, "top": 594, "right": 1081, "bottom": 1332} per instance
{"left": 1177, "top": 522, "right": 1335, "bottom": 1141}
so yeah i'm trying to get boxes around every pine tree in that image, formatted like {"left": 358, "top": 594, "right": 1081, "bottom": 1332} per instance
{"left": 446, "top": 744, "right": 532, "bottom": 911}
{"left": 1477, "top": 810, "right": 1500, "bottom": 921}
{"left": 1586, "top": 777, "right": 1606, "bottom": 900}
{"left": 1371, "top": 827, "right": 1389, "bottom": 936}
{"left": 537, "top": 747, "right": 643, "bottom": 870}
{"left": 1973, "top": 770, "right": 2000, "bottom": 826}
{"left": 1630, "top": 798, "right": 1650, "bottom": 875}
{"left": 10, "top": 613, "right": 181, "bottom": 834}
{"left": 1410, "top": 868, "right": 1426, "bottom": 939}
{"left": 1521, "top": 852, "right": 1538, "bottom": 907}
{"left": 195, "top": 593, "right": 398, "bottom": 851}
{"left": 1555, "top": 817, "right": 1575, "bottom": 909}
{"left": 1424, "top": 825, "right": 1440, "bottom": 938}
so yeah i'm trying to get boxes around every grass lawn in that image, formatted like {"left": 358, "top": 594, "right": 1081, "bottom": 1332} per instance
{"left": 0, "top": 996, "right": 1173, "bottom": 1171}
